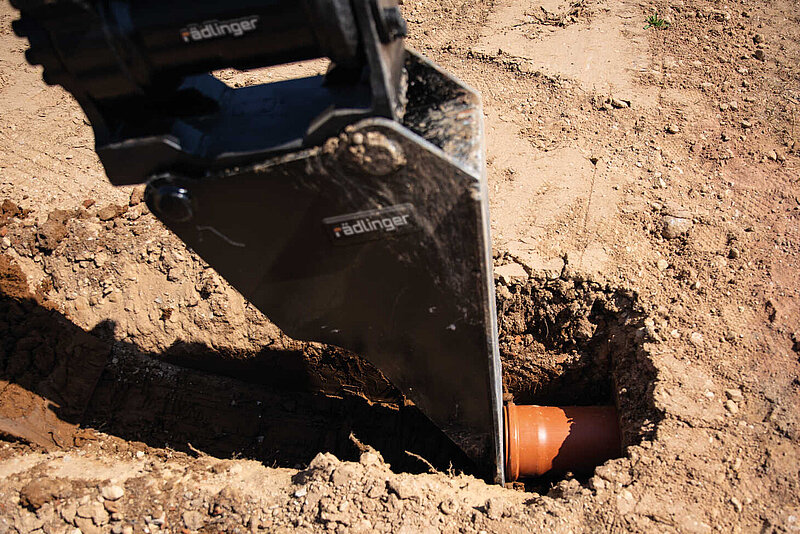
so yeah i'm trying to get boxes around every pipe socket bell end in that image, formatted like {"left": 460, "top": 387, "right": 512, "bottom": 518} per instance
{"left": 504, "top": 404, "right": 622, "bottom": 481}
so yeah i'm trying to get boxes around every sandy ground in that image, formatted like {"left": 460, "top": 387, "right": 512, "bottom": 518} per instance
{"left": 1, "top": 0, "right": 799, "bottom": 532}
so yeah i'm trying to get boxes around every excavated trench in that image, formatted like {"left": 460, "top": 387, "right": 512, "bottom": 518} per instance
{"left": 0, "top": 248, "right": 659, "bottom": 486}
{"left": 88, "top": 276, "right": 660, "bottom": 483}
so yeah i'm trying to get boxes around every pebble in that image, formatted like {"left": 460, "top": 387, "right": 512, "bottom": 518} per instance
{"left": 494, "top": 262, "right": 527, "bottom": 285}
{"left": 666, "top": 124, "right": 680, "bottom": 134}
{"left": 294, "top": 487, "right": 308, "bottom": 498}
{"left": 97, "top": 205, "right": 119, "bottom": 221}
{"left": 767, "top": 150, "right": 778, "bottom": 161}
{"left": 728, "top": 101, "right": 739, "bottom": 111}
{"left": 662, "top": 216, "right": 693, "bottom": 239}
{"left": 589, "top": 477, "right": 606, "bottom": 491}
{"left": 731, "top": 497, "right": 743, "bottom": 512}
{"left": 753, "top": 33, "right": 764, "bottom": 44}
{"left": 741, "top": 119, "right": 752, "bottom": 129}
{"left": 690, "top": 332, "right": 704, "bottom": 346}
{"left": 728, "top": 248, "right": 740, "bottom": 259}
{"left": 657, "top": 259, "right": 670, "bottom": 271}
{"left": 101, "top": 485, "right": 125, "bottom": 501}
{"left": 725, "top": 389, "right": 743, "bottom": 402}
{"left": 725, "top": 400, "right": 739, "bottom": 414}
{"left": 753, "top": 49, "right": 765, "bottom": 61}
{"left": 610, "top": 98, "right": 630, "bottom": 109}
{"left": 484, "top": 497, "right": 506, "bottom": 520}
{"left": 183, "top": 510, "right": 206, "bottom": 530}
{"left": 721, "top": 132, "right": 731, "bottom": 142}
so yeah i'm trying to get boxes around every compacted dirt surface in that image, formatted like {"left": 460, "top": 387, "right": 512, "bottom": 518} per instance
{"left": 1, "top": 0, "right": 799, "bottom": 532}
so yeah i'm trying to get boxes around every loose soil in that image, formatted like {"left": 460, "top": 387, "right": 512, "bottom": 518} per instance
{"left": 1, "top": 0, "right": 799, "bottom": 532}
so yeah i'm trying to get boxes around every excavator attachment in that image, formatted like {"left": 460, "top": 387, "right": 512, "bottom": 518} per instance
{"left": 11, "top": 0, "right": 505, "bottom": 482}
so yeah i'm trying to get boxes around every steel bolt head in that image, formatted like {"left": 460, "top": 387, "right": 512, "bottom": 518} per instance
{"left": 147, "top": 184, "right": 193, "bottom": 223}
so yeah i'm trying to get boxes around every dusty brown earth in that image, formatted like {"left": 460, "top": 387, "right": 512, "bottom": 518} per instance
{"left": 1, "top": 0, "right": 799, "bottom": 532}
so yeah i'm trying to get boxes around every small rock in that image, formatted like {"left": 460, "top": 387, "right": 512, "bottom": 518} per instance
{"left": 728, "top": 101, "right": 739, "bottom": 111}
{"left": 103, "top": 500, "right": 119, "bottom": 514}
{"left": 97, "top": 205, "right": 122, "bottom": 221}
{"left": 721, "top": 132, "right": 731, "bottom": 142}
{"left": 149, "top": 511, "right": 165, "bottom": 526}
{"left": 78, "top": 501, "right": 109, "bottom": 526}
{"left": 75, "top": 516, "right": 102, "bottom": 534}
{"left": 728, "top": 248, "right": 740, "bottom": 259}
{"left": 83, "top": 199, "right": 96, "bottom": 209}
{"left": 589, "top": 477, "right": 606, "bottom": 491}
{"left": 753, "top": 33, "right": 764, "bottom": 44}
{"left": 366, "top": 483, "right": 385, "bottom": 499}
{"left": 731, "top": 497, "right": 743, "bottom": 512}
{"left": 725, "top": 389, "right": 743, "bottom": 402}
{"left": 665, "top": 124, "right": 680, "bottom": 134}
{"left": 484, "top": 497, "right": 506, "bottom": 520}
{"left": 494, "top": 262, "right": 527, "bottom": 285}
{"left": 690, "top": 332, "right": 704, "bottom": 346}
{"left": 60, "top": 502, "right": 77, "bottom": 523}
{"left": 14, "top": 510, "right": 44, "bottom": 533}
{"left": 719, "top": 103, "right": 729, "bottom": 111}
{"left": 183, "top": 510, "right": 206, "bottom": 530}
{"left": 94, "top": 252, "right": 109, "bottom": 267}
{"left": 656, "top": 259, "right": 669, "bottom": 271}
{"left": 129, "top": 185, "right": 146, "bottom": 206}
{"left": 662, "top": 216, "right": 693, "bottom": 239}
{"left": 386, "top": 478, "right": 416, "bottom": 500}
{"left": 439, "top": 499, "right": 458, "bottom": 515}
{"left": 610, "top": 98, "right": 630, "bottom": 109}
{"left": 294, "top": 487, "right": 307, "bottom": 498}
{"left": 359, "top": 450, "right": 383, "bottom": 467}
{"left": 753, "top": 49, "right": 765, "bottom": 61}
{"left": 36, "top": 209, "right": 72, "bottom": 252}
{"left": 100, "top": 484, "right": 124, "bottom": 501}
{"left": 331, "top": 464, "right": 361, "bottom": 487}
{"left": 741, "top": 119, "right": 752, "bottom": 129}
{"left": 725, "top": 400, "right": 739, "bottom": 414}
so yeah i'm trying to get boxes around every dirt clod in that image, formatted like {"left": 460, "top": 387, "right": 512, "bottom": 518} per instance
{"left": 19, "top": 479, "right": 71, "bottom": 509}
{"left": 36, "top": 209, "right": 72, "bottom": 252}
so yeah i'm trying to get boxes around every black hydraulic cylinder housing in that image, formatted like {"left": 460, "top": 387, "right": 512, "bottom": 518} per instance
{"left": 14, "top": 0, "right": 361, "bottom": 100}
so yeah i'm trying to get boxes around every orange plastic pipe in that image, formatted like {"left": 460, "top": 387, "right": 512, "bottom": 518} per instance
{"left": 504, "top": 404, "right": 621, "bottom": 481}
